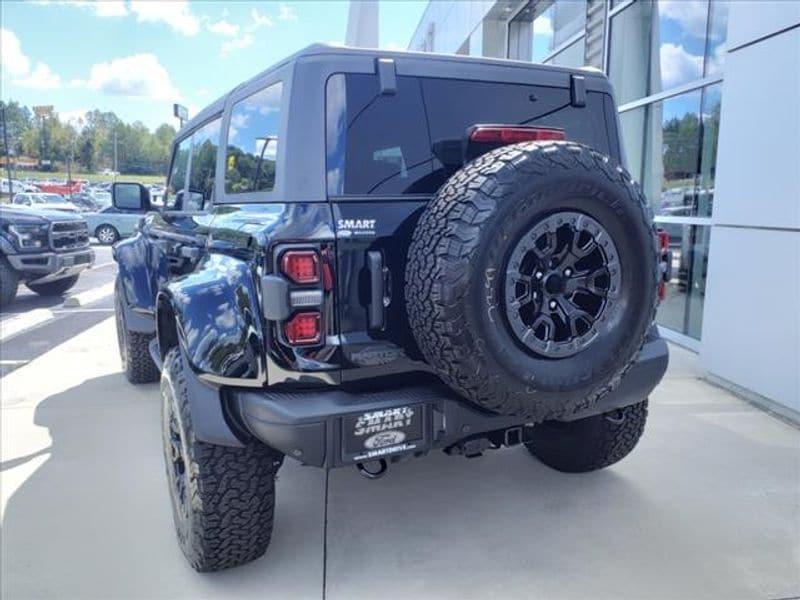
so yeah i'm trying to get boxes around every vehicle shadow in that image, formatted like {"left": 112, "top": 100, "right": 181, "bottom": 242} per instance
{"left": 2, "top": 372, "right": 325, "bottom": 599}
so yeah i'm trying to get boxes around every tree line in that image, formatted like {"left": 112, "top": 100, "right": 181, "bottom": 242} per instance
{"left": 1, "top": 100, "right": 176, "bottom": 176}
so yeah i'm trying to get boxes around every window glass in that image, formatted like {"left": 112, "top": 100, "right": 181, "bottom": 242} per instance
{"left": 327, "top": 73, "right": 431, "bottom": 195}
{"left": 186, "top": 117, "right": 221, "bottom": 210}
{"left": 165, "top": 136, "right": 191, "bottom": 209}
{"left": 327, "top": 73, "right": 615, "bottom": 196}
{"left": 609, "top": 1, "right": 719, "bottom": 105}
{"left": 532, "top": 4, "right": 555, "bottom": 61}
{"left": 619, "top": 106, "right": 646, "bottom": 181}
{"left": 697, "top": 84, "right": 722, "bottom": 214}
{"left": 225, "top": 82, "right": 282, "bottom": 194}
{"left": 643, "top": 90, "right": 703, "bottom": 217}
{"left": 704, "top": 0, "right": 729, "bottom": 77}
{"left": 114, "top": 184, "right": 142, "bottom": 210}
{"left": 552, "top": 0, "right": 586, "bottom": 48}
{"left": 657, "top": 223, "right": 710, "bottom": 339}
{"left": 547, "top": 37, "right": 585, "bottom": 67}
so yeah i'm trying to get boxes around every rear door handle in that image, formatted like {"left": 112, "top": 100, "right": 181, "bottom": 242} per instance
{"left": 367, "top": 250, "right": 385, "bottom": 330}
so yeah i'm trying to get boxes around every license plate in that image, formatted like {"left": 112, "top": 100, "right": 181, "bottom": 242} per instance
{"left": 342, "top": 404, "right": 424, "bottom": 462}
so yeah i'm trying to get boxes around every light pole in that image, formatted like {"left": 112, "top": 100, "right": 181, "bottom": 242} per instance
{"left": 1, "top": 103, "right": 13, "bottom": 198}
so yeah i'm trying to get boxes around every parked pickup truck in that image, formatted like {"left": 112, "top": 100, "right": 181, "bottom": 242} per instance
{"left": 112, "top": 44, "right": 668, "bottom": 573}
{"left": 0, "top": 206, "right": 94, "bottom": 305}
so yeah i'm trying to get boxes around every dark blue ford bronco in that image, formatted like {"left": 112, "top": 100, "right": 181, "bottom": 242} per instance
{"left": 112, "top": 45, "right": 668, "bottom": 572}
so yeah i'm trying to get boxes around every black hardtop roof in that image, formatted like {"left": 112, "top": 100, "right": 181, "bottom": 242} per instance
{"left": 179, "top": 43, "right": 607, "bottom": 137}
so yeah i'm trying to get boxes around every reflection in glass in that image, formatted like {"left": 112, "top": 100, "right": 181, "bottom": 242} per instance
{"left": 547, "top": 37, "right": 586, "bottom": 68}
{"left": 656, "top": 224, "right": 710, "bottom": 339}
{"left": 166, "top": 137, "right": 191, "bottom": 209}
{"left": 705, "top": 0, "right": 730, "bottom": 77}
{"left": 643, "top": 90, "right": 702, "bottom": 217}
{"left": 187, "top": 118, "right": 221, "bottom": 209}
{"left": 619, "top": 106, "right": 646, "bottom": 182}
{"left": 508, "top": 1, "right": 587, "bottom": 63}
{"left": 609, "top": 1, "right": 727, "bottom": 105}
{"left": 225, "top": 82, "right": 283, "bottom": 194}
{"left": 698, "top": 84, "right": 722, "bottom": 216}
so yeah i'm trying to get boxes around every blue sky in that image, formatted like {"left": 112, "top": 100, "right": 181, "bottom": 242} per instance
{"left": 1, "top": 1, "right": 428, "bottom": 130}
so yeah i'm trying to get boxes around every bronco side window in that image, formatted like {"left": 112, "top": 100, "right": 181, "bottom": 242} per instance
{"left": 165, "top": 136, "right": 191, "bottom": 210}
{"left": 225, "top": 81, "right": 283, "bottom": 194}
{"left": 186, "top": 117, "right": 222, "bottom": 210}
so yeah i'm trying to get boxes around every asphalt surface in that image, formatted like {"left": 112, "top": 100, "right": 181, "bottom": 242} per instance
{"left": 0, "top": 244, "right": 116, "bottom": 378}
{"left": 1, "top": 249, "right": 799, "bottom": 599}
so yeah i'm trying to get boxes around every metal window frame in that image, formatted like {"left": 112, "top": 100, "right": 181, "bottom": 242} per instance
{"left": 618, "top": 74, "right": 724, "bottom": 113}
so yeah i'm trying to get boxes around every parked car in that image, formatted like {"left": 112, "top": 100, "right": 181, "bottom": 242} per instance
{"left": 65, "top": 192, "right": 100, "bottom": 212}
{"left": 112, "top": 45, "right": 667, "bottom": 573}
{"left": 84, "top": 203, "right": 145, "bottom": 244}
{"left": 0, "top": 206, "right": 94, "bottom": 305}
{"left": 11, "top": 193, "right": 80, "bottom": 213}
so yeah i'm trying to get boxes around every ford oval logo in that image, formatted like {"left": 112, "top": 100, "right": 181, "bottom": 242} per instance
{"left": 364, "top": 430, "right": 406, "bottom": 449}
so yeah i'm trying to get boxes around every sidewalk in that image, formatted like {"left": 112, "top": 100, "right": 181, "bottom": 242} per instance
{"left": 2, "top": 318, "right": 798, "bottom": 599}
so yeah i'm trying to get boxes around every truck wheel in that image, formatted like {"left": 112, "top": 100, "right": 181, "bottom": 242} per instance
{"left": 406, "top": 141, "right": 659, "bottom": 421}
{"left": 161, "top": 346, "right": 284, "bottom": 572}
{"left": 525, "top": 399, "right": 648, "bottom": 473}
{"left": 115, "top": 287, "right": 159, "bottom": 383}
{"left": 26, "top": 275, "right": 79, "bottom": 296}
{"left": 0, "top": 258, "right": 19, "bottom": 306}
{"left": 96, "top": 225, "right": 119, "bottom": 245}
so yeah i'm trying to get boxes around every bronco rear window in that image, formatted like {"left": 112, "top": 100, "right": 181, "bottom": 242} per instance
{"left": 326, "top": 73, "right": 613, "bottom": 196}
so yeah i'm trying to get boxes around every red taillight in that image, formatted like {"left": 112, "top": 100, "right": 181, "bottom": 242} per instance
{"left": 284, "top": 312, "right": 321, "bottom": 345}
{"left": 469, "top": 126, "right": 566, "bottom": 144}
{"left": 657, "top": 230, "right": 670, "bottom": 251}
{"left": 281, "top": 250, "right": 320, "bottom": 284}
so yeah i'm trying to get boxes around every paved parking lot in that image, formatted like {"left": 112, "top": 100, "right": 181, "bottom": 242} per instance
{"left": 1, "top": 256, "right": 799, "bottom": 599}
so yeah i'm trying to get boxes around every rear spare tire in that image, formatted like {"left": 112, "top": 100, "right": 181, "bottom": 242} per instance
{"left": 406, "top": 141, "right": 658, "bottom": 421}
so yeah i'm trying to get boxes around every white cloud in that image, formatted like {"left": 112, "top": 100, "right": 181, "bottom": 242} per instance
{"left": 278, "top": 4, "right": 297, "bottom": 21}
{"left": 659, "top": 43, "right": 703, "bottom": 89}
{"left": 129, "top": 1, "right": 200, "bottom": 36}
{"left": 250, "top": 8, "right": 273, "bottom": 30}
{"left": 207, "top": 19, "right": 239, "bottom": 37}
{"left": 59, "top": 108, "right": 88, "bottom": 128}
{"left": 84, "top": 53, "right": 180, "bottom": 100}
{"left": 1, "top": 28, "right": 61, "bottom": 89}
{"left": 221, "top": 33, "right": 254, "bottom": 57}
{"left": 15, "top": 62, "right": 62, "bottom": 89}
{"left": 0, "top": 29, "right": 30, "bottom": 77}
{"left": 659, "top": 0, "right": 710, "bottom": 39}
{"left": 32, "top": 0, "right": 128, "bottom": 17}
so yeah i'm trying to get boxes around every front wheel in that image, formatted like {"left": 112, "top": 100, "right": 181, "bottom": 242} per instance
{"left": 115, "top": 286, "right": 159, "bottom": 384}
{"left": 161, "top": 347, "right": 284, "bottom": 572}
{"left": 95, "top": 225, "right": 119, "bottom": 245}
{"left": 0, "top": 258, "right": 19, "bottom": 306}
{"left": 26, "top": 275, "right": 79, "bottom": 297}
{"left": 525, "top": 399, "right": 648, "bottom": 473}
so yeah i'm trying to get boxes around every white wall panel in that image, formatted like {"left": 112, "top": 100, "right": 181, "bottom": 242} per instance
{"left": 700, "top": 227, "right": 800, "bottom": 413}
{"left": 727, "top": 0, "right": 800, "bottom": 50}
{"left": 714, "top": 27, "right": 800, "bottom": 229}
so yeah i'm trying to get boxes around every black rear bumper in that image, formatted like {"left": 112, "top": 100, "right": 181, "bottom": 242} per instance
{"left": 228, "top": 336, "right": 668, "bottom": 469}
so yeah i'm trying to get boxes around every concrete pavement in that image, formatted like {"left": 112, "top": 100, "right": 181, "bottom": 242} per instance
{"left": 1, "top": 310, "right": 799, "bottom": 598}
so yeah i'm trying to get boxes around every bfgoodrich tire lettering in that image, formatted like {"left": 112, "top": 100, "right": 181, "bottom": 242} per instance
{"left": 525, "top": 399, "right": 649, "bottom": 472}
{"left": 161, "top": 347, "right": 284, "bottom": 572}
{"left": 406, "top": 141, "right": 659, "bottom": 421}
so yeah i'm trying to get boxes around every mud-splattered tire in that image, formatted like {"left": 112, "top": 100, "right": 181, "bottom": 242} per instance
{"left": 406, "top": 141, "right": 659, "bottom": 421}
{"left": 525, "top": 399, "right": 648, "bottom": 472}
{"left": 115, "top": 284, "right": 159, "bottom": 384}
{"left": 26, "top": 274, "right": 79, "bottom": 296}
{"left": 161, "top": 346, "right": 284, "bottom": 572}
{"left": 0, "top": 258, "right": 19, "bottom": 307}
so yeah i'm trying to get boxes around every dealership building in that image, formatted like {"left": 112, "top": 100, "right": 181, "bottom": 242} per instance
{"left": 367, "top": 0, "right": 800, "bottom": 417}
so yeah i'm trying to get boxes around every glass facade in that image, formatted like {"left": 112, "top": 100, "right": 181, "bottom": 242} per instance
{"left": 413, "top": 0, "right": 730, "bottom": 343}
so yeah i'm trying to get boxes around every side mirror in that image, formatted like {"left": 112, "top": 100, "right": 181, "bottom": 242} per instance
{"left": 112, "top": 182, "right": 151, "bottom": 213}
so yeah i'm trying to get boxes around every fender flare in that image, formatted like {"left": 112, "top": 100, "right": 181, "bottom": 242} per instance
{"left": 113, "top": 234, "right": 159, "bottom": 334}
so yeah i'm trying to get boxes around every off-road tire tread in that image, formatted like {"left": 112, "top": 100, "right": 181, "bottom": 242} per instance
{"left": 162, "top": 347, "right": 283, "bottom": 572}
{"left": 26, "top": 274, "right": 79, "bottom": 296}
{"left": 406, "top": 141, "right": 659, "bottom": 421}
{"left": 124, "top": 330, "right": 160, "bottom": 383}
{"left": 0, "top": 257, "right": 19, "bottom": 306}
{"left": 525, "top": 399, "right": 648, "bottom": 472}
